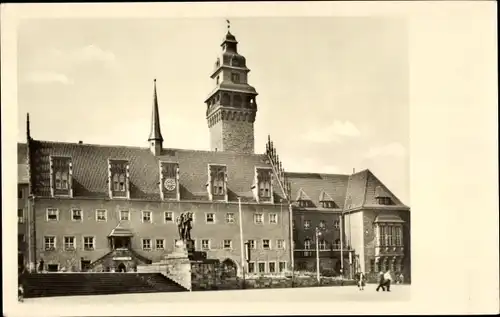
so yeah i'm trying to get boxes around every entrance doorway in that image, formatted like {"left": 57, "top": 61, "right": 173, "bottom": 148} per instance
{"left": 81, "top": 259, "right": 91, "bottom": 272}
{"left": 117, "top": 262, "right": 127, "bottom": 272}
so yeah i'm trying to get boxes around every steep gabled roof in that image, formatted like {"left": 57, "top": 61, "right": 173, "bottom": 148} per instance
{"left": 28, "top": 140, "right": 270, "bottom": 201}
{"left": 319, "top": 190, "right": 334, "bottom": 202}
{"left": 18, "top": 143, "right": 29, "bottom": 183}
{"left": 295, "top": 188, "right": 311, "bottom": 201}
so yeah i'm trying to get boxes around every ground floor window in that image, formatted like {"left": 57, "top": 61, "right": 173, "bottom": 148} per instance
{"left": 269, "top": 262, "right": 276, "bottom": 273}
{"left": 47, "top": 264, "right": 59, "bottom": 272}
{"left": 248, "top": 262, "right": 255, "bottom": 273}
{"left": 258, "top": 262, "right": 266, "bottom": 273}
{"left": 279, "top": 261, "right": 286, "bottom": 272}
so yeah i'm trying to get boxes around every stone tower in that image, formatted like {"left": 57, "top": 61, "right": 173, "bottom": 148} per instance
{"left": 148, "top": 79, "right": 163, "bottom": 156}
{"left": 205, "top": 27, "right": 258, "bottom": 154}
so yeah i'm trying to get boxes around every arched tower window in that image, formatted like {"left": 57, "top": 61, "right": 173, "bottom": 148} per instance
{"left": 55, "top": 171, "right": 62, "bottom": 189}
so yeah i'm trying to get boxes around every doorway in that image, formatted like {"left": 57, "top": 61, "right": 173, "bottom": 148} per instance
{"left": 81, "top": 259, "right": 91, "bottom": 272}
{"left": 117, "top": 262, "right": 127, "bottom": 272}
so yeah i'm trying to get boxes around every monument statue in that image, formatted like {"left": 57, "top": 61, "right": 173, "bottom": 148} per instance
{"left": 176, "top": 211, "right": 193, "bottom": 241}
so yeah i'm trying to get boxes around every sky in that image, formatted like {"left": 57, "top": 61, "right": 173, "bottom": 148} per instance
{"left": 17, "top": 17, "right": 409, "bottom": 204}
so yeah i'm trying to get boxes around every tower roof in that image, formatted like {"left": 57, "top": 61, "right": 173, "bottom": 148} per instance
{"left": 148, "top": 79, "right": 163, "bottom": 142}
{"left": 222, "top": 31, "right": 238, "bottom": 45}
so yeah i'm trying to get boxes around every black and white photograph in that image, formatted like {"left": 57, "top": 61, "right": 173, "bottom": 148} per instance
{"left": 2, "top": 2, "right": 498, "bottom": 316}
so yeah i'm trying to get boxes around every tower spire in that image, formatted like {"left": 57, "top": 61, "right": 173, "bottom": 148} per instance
{"left": 148, "top": 79, "right": 163, "bottom": 155}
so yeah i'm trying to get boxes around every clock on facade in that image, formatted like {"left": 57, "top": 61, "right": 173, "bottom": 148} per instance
{"left": 164, "top": 178, "right": 176, "bottom": 191}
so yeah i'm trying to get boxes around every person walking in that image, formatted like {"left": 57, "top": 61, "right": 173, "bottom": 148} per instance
{"left": 398, "top": 272, "right": 404, "bottom": 284}
{"left": 357, "top": 272, "right": 366, "bottom": 291}
{"left": 383, "top": 270, "right": 393, "bottom": 292}
{"left": 376, "top": 271, "right": 386, "bottom": 292}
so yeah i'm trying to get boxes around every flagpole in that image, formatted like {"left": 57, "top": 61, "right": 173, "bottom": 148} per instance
{"left": 238, "top": 197, "right": 246, "bottom": 287}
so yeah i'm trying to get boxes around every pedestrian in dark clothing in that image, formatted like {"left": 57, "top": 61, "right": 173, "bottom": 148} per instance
{"left": 38, "top": 259, "right": 44, "bottom": 273}
{"left": 376, "top": 271, "right": 386, "bottom": 291}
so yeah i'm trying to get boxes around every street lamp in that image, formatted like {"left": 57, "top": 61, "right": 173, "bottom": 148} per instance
{"left": 315, "top": 227, "right": 321, "bottom": 284}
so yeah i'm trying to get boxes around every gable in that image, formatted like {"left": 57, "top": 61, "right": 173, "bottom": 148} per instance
{"left": 363, "top": 170, "right": 407, "bottom": 207}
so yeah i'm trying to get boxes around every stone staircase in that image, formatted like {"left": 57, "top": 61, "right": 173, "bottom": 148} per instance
{"left": 22, "top": 273, "right": 187, "bottom": 298}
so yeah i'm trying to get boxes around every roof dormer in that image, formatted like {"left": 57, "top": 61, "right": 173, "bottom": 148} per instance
{"left": 319, "top": 190, "right": 338, "bottom": 209}
{"left": 295, "top": 188, "right": 313, "bottom": 208}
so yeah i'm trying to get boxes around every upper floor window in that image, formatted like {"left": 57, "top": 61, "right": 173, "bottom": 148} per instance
{"left": 321, "top": 201, "right": 336, "bottom": 208}
{"left": 71, "top": 209, "right": 82, "bottom": 222}
{"left": 247, "top": 239, "right": 256, "bottom": 249}
{"left": 257, "top": 168, "right": 272, "bottom": 199}
{"left": 297, "top": 199, "right": 311, "bottom": 208}
{"left": 206, "top": 213, "right": 215, "bottom": 224}
{"left": 262, "top": 239, "right": 271, "bottom": 250}
{"left": 96, "top": 209, "right": 107, "bottom": 222}
{"left": 142, "top": 211, "right": 152, "bottom": 223}
{"left": 276, "top": 239, "right": 285, "bottom": 249}
{"left": 109, "top": 159, "right": 129, "bottom": 198}
{"left": 231, "top": 73, "right": 240, "bottom": 83}
{"left": 142, "top": 238, "right": 152, "bottom": 251}
{"left": 225, "top": 212, "right": 235, "bottom": 224}
{"left": 120, "top": 210, "right": 130, "bottom": 221}
{"left": 164, "top": 211, "right": 174, "bottom": 223}
{"left": 233, "top": 95, "right": 242, "bottom": 107}
{"left": 269, "top": 213, "right": 278, "bottom": 224}
{"left": 44, "top": 236, "right": 56, "bottom": 250}
{"left": 113, "top": 173, "right": 126, "bottom": 192}
{"left": 155, "top": 239, "right": 165, "bottom": 250}
{"left": 83, "top": 236, "right": 95, "bottom": 251}
{"left": 223, "top": 239, "right": 233, "bottom": 250}
{"left": 209, "top": 165, "right": 227, "bottom": 197}
{"left": 254, "top": 213, "right": 263, "bottom": 224}
{"left": 333, "top": 239, "right": 341, "bottom": 249}
{"left": 319, "top": 220, "right": 326, "bottom": 229}
{"left": 377, "top": 197, "right": 392, "bottom": 205}
{"left": 64, "top": 236, "right": 76, "bottom": 251}
{"left": 216, "top": 76, "right": 220, "bottom": 85}
{"left": 201, "top": 239, "right": 211, "bottom": 250}
{"left": 304, "top": 219, "right": 311, "bottom": 229}
{"left": 51, "top": 156, "right": 72, "bottom": 196}
{"left": 46, "top": 208, "right": 59, "bottom": 221}
{"left": 18, "top": 188, "right": 23, "bottom": 199}
{"left": 334, "top": 220, "right": 340, "bottom": 230}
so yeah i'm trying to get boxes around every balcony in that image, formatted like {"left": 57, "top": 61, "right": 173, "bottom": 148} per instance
{"left": 375, "top": 245, "right": 404, "bottom": 256}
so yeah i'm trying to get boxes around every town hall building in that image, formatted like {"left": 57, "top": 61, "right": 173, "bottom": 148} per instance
{"left": 17, "top": 27, "right": 411, "bottom": 283}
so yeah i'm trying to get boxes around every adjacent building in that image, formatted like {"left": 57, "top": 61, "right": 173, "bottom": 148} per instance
{"left": 17, "top": 27, "right": 410, "bottom": 282}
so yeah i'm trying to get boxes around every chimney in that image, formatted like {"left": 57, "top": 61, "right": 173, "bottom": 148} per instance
{"left": 78, "top": 141, "right": 83, "bottom": 144}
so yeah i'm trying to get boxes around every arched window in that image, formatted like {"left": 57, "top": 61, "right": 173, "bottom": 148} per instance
{"left": 334, "top": 239, "right": 341, "bottom": 249}
{"left": 233, "top": 95, "right": 242, "bottom": 107}
{"left": 304, "top": 238, "right": 311, "bottom": 250}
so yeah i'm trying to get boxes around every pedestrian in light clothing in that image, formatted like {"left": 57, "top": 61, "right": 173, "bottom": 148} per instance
{"left": 357, "top": 272, "right": 366, "bottom": 291}
{"left": 383, "top": 270, "right": 393, "bottom": 292}
{"left": 375, "top": 271, "right": 385, "bottom": 291}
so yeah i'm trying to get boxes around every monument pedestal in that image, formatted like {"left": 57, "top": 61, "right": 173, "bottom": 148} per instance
{"left": 160, "top": 240, "right": 194, "bottom": 291}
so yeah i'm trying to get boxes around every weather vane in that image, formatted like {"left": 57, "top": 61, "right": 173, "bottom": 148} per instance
{"left": 226, "top": 19, "right": 230, "bottom": 31}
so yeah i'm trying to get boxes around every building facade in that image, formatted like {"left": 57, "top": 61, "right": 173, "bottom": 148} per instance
{"left": 17, "top": 28, "right": 410, "bottom": 282}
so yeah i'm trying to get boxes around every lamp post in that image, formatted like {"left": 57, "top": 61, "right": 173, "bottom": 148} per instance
{"left": 315, "top": 227, "right": 321, "bottom": 284}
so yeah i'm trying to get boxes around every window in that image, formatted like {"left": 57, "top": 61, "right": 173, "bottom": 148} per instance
{"left": 276, "top": 239, "right": 285, "bottom": 249}
{"left": 120, "top": 210, "right": 129, "bottom": 221}
{"left": 254, "top": 213, "right": 263, "bottom": 224}
{"left": 94, "top": 209, "right": 106, "bottom": 222}
{"left": 46, "top": 208, "right": 59, "bottom": 221}
{"left": 262, "top": 239, "right": 271, "bottom": 250}
{"left": 387, "top": 225, "right": 393, "bottom": 246}
{"left": 18, "top": 189, "right": 23, "bottom": 199}
{"left": 268, "top": 262, "right": 276, "bottom": 273}
{"left": 319, "top": 220, "right": 326, "bottom": 229}
{"left": 333, "top": 239, "right": 341, "bottom": 249}
{"left": 225, "top": 213, "right": 235, "bottom": 224}
{"left": 142, "top": 239, "right": 152, "bottom": 251}
{"left": 334, "top": 220, "right": 340, "bottom": 230}
{"left": 304, "top": 239, "right": 311, "bottom": 250}
{"left": 247, "top": 240, "right": 256, "bottom": 249}
{"left": 322, "top": 201, "right": 335, "bottom": 208}
{"left": 83, "top": 237, "right": 95, "bottom": 251}
{"left": 279, "top": 262, "right": 286, "bottom": 273}
{"left": 298, "top": 200, "right": 310, "bottom": 208}
{"left": 64, "top": 236, "right": 75, "bottom": 251}
{"left": 155, "top": 239, "right": 165, "bottom": 250}
{"left": 72, "top": 209, "right": 82, "bottom": 221}
{"left": 216, "top": 76, "right": 220, "bottom": 85}
{"left": 164, "top": 211, "right": 174, "bottom": 223}
{"left": 44, "top": 236, "right": 56, "bottom": 250}
{"left": 201, "top": 239, "right": 210, "bottom": 250}
{"left": 206, "top": 213, "right": 215, "bottom": 224}
{"left": 55, "top": 171, "right": 69, "bottom": 190}
{"left": 258, "top": 262, "right": 266, "bottom": 273}
{"left": 18, "top": 209, "right": 24, "bottom": 223}
{"left": 142, "top": 211, "right": 152, "bottom": 223}
{"left": 210, "top": 165, "right": 226, "bottom": 196}
{"left": 223, "top": 239, "right": 232, "bottom": 249}
{"left": 395, "top": 226, "right": 402, "bottom": 246}
{"left": 231, "top": 73, "right": 240, "bottom": 83}
{"left": 377, "top": 197, "right": 392, "bottom": 205}
{"left": 269, "top": 213, "right": 278, "bottom": 224}
{"left": 304, "top": 220, "right": 311, "bottom": 229}
{"left": 319, "top": 239, "right": 327, "bottom": 250}
{"left": 248, "top": 262, "right": 255, "bottom": 273}
{"left": 257, "top": 169, "right": 271, "bottom": 198}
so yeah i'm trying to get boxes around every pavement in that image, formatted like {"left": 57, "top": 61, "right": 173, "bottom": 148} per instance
{"left": 19, "top": 284, "right": 410, "bottom": 304}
